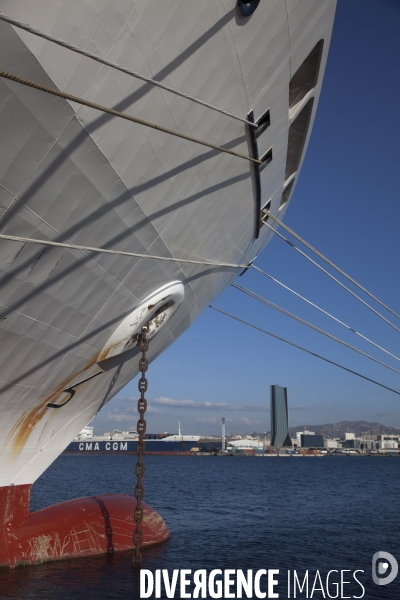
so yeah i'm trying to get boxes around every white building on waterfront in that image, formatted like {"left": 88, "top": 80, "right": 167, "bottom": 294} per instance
{"left": 325, "top": 438, "right": 341, "bottom": 449}
{"left": 380, "top": 436, "right": 400, "bottom": 450}
{"left": 227, "top": 439, "right": 263, "bottom": 450}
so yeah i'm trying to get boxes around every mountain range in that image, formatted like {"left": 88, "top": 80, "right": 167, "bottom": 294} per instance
{"left": 246, "top": 421, "right": 400, "bottom": 439}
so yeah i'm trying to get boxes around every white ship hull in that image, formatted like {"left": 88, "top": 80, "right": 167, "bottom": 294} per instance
{"left": 0, "top": 0, "right": 336, "bottom": 489}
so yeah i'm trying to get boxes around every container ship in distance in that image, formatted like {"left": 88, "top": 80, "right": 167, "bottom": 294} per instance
{"left": 0, "top": 0, "right": 337, "bottom": 566}
{"left": 64, "top": 426, "right": 201, "bottom": 455}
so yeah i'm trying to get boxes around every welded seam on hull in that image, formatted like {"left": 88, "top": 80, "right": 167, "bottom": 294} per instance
{"left": 0, "top": 301, "right": 78, "bottom": 338}
{"left": 223, "top": 5, "right": 250, "bottom": 109}
{"left": 284, "top": 1, "right": 292, "bottom": 78}
{"left": 0, "top": 86, "right": 76, "bottom": 225}
{"left": 287, "top": 0, "right": 333, "bottom": 60}
{"left": 125, "top": 21, "right": 207, "bottom": 314}
{"left": 210, "top": 4, "right": 255, "bottom": 259}
{"left": 5, "top": 11, "right": 153, "bottom": 299}
{"left": 4, "top": 165, "right": 140, "bottom": 300}
{"left": 0, "top": 379, "right": 51, "bottom": 392}
{"left": 0, "top": 182, "right": 23, "bottom": 219}
{"left": 70, "top": 0, "right": 141, "bottom": 123}
{"left": 16, "top": 1, "right": 142, "bottom": 123}
{"left": 0, "top": 20, "right": 77, "bottom": 217}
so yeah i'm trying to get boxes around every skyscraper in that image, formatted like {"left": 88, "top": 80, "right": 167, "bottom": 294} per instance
{"left": 270, "top": 385, "right": 292, "bottom": 447}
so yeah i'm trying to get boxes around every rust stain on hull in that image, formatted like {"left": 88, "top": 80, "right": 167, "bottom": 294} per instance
{"left": 5, "top": 354, "right": 99, "bottom": 456}
{"left": 97, "top": 338, "right": 128, "bottom": 362}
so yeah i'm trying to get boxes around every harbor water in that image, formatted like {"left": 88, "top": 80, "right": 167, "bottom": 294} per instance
{"left": 0, "top": 455, "right": 399, "bottom": 599}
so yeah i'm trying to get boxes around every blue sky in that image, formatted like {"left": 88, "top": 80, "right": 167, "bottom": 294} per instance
{"left": 93, "top": 0, "right": 400, "bottom": 436}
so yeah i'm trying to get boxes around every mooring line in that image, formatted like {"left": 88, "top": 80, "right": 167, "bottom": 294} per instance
{"left": 0, "top": 232, "right": 247, "bottom": 268}
{"left": 0, "top": 70, "right": 260, "bottom": 165}
{"left": 210, "top": 306, "right": 400, "bottom": 396}
{"left": 0, "top": 13, "right": 257, "bottom": 128}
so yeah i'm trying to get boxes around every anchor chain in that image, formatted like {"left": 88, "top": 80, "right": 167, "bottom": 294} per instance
{"left": 132, "top": 326, "right": 149, "bottom": 568}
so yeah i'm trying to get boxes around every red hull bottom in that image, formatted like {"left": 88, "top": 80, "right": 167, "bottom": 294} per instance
{"left": 0, "top": 485, "right": 169, "bottom": 568}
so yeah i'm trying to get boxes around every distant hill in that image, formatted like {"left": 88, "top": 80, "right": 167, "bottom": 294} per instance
{"left": 246, "top": 421, "right": 400, "bottom": 439}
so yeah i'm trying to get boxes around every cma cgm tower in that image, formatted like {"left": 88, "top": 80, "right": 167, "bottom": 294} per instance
{"left": 270, "top": 385, "right": 292, "bottom": 448}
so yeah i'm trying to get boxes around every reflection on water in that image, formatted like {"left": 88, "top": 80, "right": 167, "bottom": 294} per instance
{"left": 0, "top": 455, "right": 399, "bottom": 599}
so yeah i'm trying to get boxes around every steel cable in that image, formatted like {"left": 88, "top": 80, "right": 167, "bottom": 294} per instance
{"left": 262, "top": 222, "right": 400, "bottom": 334}
{"left": 0, "top": 13, "right": 257, "bottom": 128}
{"left": 210, "top": 306, "right": 400, "bottom": 396}
{"left": 0, "top": 70, "right": 261, "bottom": 165}
{"left": 264, "top": 210, "right": 400, "bottom": 321}
{"left": 251, "top": 265, "right": 400, "bottom": 364}
{"left": 0, "top": 232, "right": 247, "bottom": 268}
{"left": 232, "top": 282, "right": 400, "bottom": 376}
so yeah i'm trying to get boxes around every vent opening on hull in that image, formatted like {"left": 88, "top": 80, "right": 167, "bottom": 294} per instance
{"left": 255, "top": 108, "right": 271, "bottom": 139}
{"left": 259, "top": 148, "right": 273, "bottom": 173}
{"left": 289, "top": 40, "right": 324, "bottom": 109}
{"left": 285, "top": 98, "right": 314, "bottom": 181}
{"left": 260, "top": 200, "right": 272, "bottom": 227}
{"left": 279, "top": 179, "right": 295, "bottom": 211}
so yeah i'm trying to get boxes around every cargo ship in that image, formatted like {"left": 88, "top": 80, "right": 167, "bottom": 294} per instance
{"left": 0, "top": 0, "right": 337, "bottom": 566}
{"left": 64, "top": 425, "right": 201, "bottom": 455}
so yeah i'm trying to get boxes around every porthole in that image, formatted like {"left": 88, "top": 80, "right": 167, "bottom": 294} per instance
{"left": 237, "top": 0, "right": 261, "bottom": 18}
{"left": 260, "top": 200, "right": 272, "bottom": 226}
